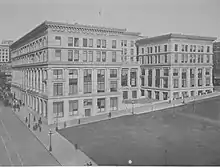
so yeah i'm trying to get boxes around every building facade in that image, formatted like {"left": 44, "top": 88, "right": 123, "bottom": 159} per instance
{"left": 11, "top": 21, "right": 141, "bottom": 125}
{"left": 213, "top": 41, "right": 220, "bottom": 85}
{"left": 136, "top": 34, "right": 216, "bottom": 101}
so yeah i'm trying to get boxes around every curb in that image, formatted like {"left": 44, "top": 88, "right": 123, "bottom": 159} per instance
{"left": 9, "top": 107, "right": 62, "bottom": 166}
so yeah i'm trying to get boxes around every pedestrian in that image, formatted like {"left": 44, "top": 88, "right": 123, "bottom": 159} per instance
{"left": 33, "top": 116, "right": 36, "bottom": 122}
{"left": 25, "top": 117, "right": 28, "bottom": 123}
{"left": 108, "top": 112, "right": 111, "bottom": 119}
{"left": 78, "top": 119, "right": 81, "bottom": 125}
{"left": 39, "top": 124, "right": 41, "bottom": 132}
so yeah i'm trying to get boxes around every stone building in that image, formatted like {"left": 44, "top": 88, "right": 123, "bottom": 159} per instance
{"left": 11, "top": 21, "right": 141, "bottom": 125}
{"left": 136, "top": 33, "right": 216, "bottom": 101}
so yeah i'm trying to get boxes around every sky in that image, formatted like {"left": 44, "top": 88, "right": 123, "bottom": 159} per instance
{"left": 0, "top": 0, "right": 220, "bottom": 42}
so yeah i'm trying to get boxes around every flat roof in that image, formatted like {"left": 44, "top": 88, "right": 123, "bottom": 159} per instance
{"left": 136, "top": 33, "right": 217, "bottom": 45}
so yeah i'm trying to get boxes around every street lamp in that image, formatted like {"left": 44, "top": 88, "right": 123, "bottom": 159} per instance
{"left": 49, "top": 129, "right": 52, "bottom": 152}
{"left": 164, "top": 149, "right": 168, "bottom": 165}
{"left": 28, "top": 113, "right": 30, "bottom": 128}
{"left": 56, "top": 110, "right": 58, "bottom": 131}
{"left": 132, "top": 100, "right": 135, "bottom": 115}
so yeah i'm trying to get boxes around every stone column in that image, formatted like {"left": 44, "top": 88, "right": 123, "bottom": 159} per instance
{"left": 169, "top": 68, "right": 173, "bottom": 90}
{"left": 39, "top": 69, "right": 42, "bottom": 93}
{"left": 195, "top": 67, "right": 198, "bottom": 88}
{"left": 79, "top": 69, "right": 84, "bottom": 94}
{"left": 93, "top": 69, "right": 97, "bottom": 93}
{"left": 152, "top": 68, "right": 156, "bottom": 88}
{"left": 145, "top": 68, "right": 148, "bottom": 87}
{"left": 210, "top": 67, "right": 213, "bottom": 86}
{"left": 160, "top": 68, "right": 163, "bottom": 88}
{"left": 64, "top": 68, "right": 68, "bottom": 96}
{"left": 128, "top": 68, "right": 131, "bottom": 87}
{"left": 187, "top": 68, "right": 191, "bottom": 88}
{"left": 118, "top": 68, "right": 122, "bottom": 91}
{"left": 105, "top": 97, "right": 110, "bottom": 113}
{"left": 203, "top": 67, "right": 206, "bottom": 87}
{"left": 179, "top": 68, "right": 182, "bottom": 89}
{"left": 105, "top": 69, "right": 109, "bottom": 92}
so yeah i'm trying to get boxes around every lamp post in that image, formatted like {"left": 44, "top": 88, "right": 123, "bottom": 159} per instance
{"left": 56, "top": 110, "right": 58, "bottom": 131}
{"left": 28, "top": 113, "right": 30, "bottom": 128}
{"left": 132, "top": 100, "right": 135, "bottom": 115}
{"left": 164, "top": 149, "right": 168, "bottom": 165}
{"left": 49, "top": 129, "right": 52, "bottom": 152}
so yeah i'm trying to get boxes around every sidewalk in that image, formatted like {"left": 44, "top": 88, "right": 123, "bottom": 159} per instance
{"left": 63, "top": 91, "right": 220, "bottom": 129}
{"left": 12, "top": 106, "right": 97, "bottom": 166}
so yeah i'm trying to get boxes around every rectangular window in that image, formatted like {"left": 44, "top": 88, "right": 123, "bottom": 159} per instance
{"left": 181, "top": 54, "right": 184, "bottom": 63}
{"left": 96, "top": 51, "right": 101, "bottom": 62}
{"left": 155, "top": 46, "right": 157, "bottom": 53}
{"left": 84, "top": 69, "right": 92, "bottom": 94}
{"left": 185, "top": 45, "right": 188, "bottom": 52}
{"left": 124, "top": 48, "right": 127, "bottom": 55}
{"left": 97, "top": 98, "right": 105, "bottom": 113}
{"left": 148, "top": 69, "right": 152, "bottom": 87}
{"left": 83, "top": 38, "right": 87, "bottom": 47}
{"left": 131, "top": 41, "right": 134, "bottom": 47}
{"left": 53, "top": 83, "right": 63, "bottom": 96}
{"left": 83, "top": 51, "right": 87, "bottom": 62}
{"left": 74, "top": 50, "right": 79, "bottom": 62}
{"left": 55, "top": 50, "right": 61, "bottom": 61}
{"left": 164, "top": 45, "right": 168, "bottom": 52}
{"left": 112, "top": 40, "right": 116, "bottom": 48}
{"left": 89, "top": 39, "right": 93, "bottom": 47}
{"left": 173, "top": 68, "right": 179, "bottom": 76}
{"left": 132, "top": 91, "right": 137, "bottom": 98}
{"left": 164, "top": 68, "right": 169, "bottom": 76}
{"left": 53, "top": 101, "right": 64, "bottom": 118}
{"left": 201, "top": 46, "right": 204, "bottom": 52}
{"left": 74, "top": 38, "right": 79, "bottom": 47}
{"left": 123, "top": 91, "right": 128, "bottom": 99}
{"left": 182, "top": 69, "right": 187, "bottom": 87}
{"left": 69, "top": 100, "right": 78, "bottom": 116}
{"left": 142, "top": 48, "right": 144, "bottom": 54}
{"left": 69, "top": 69, "right": 78, "bottom": 95}
{"left": 110, "top": 69, "right": 117, "bottom": 78}
{"left": 110, "top": 97, "right": 118, "bottom": 111}
{"left": 164, "top": 54, "right": 168, "bottom": 63}
{"left": 174, "top": 54, "right": 178, "bottom": 63}
{"left": 88, "top": 51, "right": 93, "bottom": 62}
{"left": 68, "top": 50, "right": 73, "bottom": 61}
{"left": 173, "top": 78, "right": 179, "bottom": 88}
{"left": 121, "top": 40, "right": 123, "bottom": 47}
{"left": 102, "top": 40, "right": 106, "bottom": 48}
{"left": 53, "top": 69, "right": 63, "bottom": 79}
{"left": 102, "top": 52, "right": 106, "bottom": 62}
{"left": 130, "top": 68, "right": 137, "bottom": 87}
{"left": 110, "top": 81, "right": 117, "bottom": 92}
{"left": 124, "top": 40, "right": 127, "bottom": 47}
{"left": 55, "top": 36, "right": 61, "bottom": 46}
{"left": 97, "top": 69, "right": 105, "bottom": 93}
{"left": 163, "top": 78, "right": 168, "bottom": 88}
{"left": 121, "top": 69, "right": 128, "bottom": 86}
{"left": 84, "top": 99, "right": 92, "bottom": 106}
{"left": 207, "top": 46, "right": 210, "bottom": 53}
{"left": 190, "top": 45, "right": 193, "bottom": 52}
{"left": 141, "top": 90, "right": 145, "bottom": 96}
{"left": 130, "top": 49, "right": 134, "bottom": 55}
{"left": 112, "top": 51, "right": 116, "bottom": 62}
{"left": 97, "top": 39, "right": 101, "bottom": 48}
{"left": 174, "top": 44, "right": 178, "bottom": 51}
{"left": 68, "top": 37, "right": 73, "bottom": 47}
{"left": 206, "top": 77, "right": 210, "bottom": 86}
{"left": 205, "top": 68, "right": 210, "bottom": 75}
{"left": 198, "top": 68, "right": 203, "bottom": 86}
{"left": 182, "top": 45, "right": 185, "bottom": 52}
{"left": 207, "top": 55, "right": 210, "bottom": 63}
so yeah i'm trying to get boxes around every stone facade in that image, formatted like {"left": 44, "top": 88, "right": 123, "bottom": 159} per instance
{"left": 137, "top": 34, "right": 216, "bottom": 101}
{"left": 11, "top": 21, "right": 142, "bottom": 125}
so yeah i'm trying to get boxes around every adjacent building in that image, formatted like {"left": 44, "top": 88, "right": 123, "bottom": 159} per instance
{"left": 11, "top": 21, "right": 142, "bottom": 125}
{"left": 136, "top": 34, "right": 216, "bottom": 101}
{"left": 213, "top": 41, "right": 220, "bottom": 85}
{"left": 0, "top": 40, "right": 13, "bottom": 78}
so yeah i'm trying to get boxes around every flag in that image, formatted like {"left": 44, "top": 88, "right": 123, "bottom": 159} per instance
{"left": 99, "top": 9, "right": 101, "bottom": 16}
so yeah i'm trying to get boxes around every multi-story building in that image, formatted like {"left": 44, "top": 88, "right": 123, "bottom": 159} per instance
{"left": 11, "top": 21, "right": 141, "bottom": 125}
{"left": 0, "top": 40, "right": 13, "bottom": 78}
{"left": 136, "top": 33, "right": 216, "bottom": 101}
{"left": 213, "top": 41, "right": 220, "bottom": 85}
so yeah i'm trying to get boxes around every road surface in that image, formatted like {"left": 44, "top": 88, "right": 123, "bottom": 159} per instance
{"left": 0, "top": 102, "right": 60, "bottom": 166}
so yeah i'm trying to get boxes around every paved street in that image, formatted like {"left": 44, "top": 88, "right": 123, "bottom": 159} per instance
{"left": 0, "top": 102, "right": 60, "bottom": 166}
